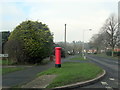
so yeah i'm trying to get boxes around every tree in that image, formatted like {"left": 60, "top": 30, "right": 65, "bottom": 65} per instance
{"left": 4, "top": 39, "right": 25, "bottom": 63}
{"left": 57, "top": 41, "right": 83, "bottom": 55}
{"left": 89, "top": 34, "right": 103, "bottom": 53}
{"left": 117, "top": 23, "right": 120, "bottom": 47}
{"left": 90, "top": 14, "right": 119, "bottom": 56}
{"left": 5, "top": 20, "right": 53, "bottom": 64}
{"left": 102, "top": 14, "right": 118, "bottom": 56}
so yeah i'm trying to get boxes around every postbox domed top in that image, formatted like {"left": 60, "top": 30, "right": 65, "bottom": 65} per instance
{"left": 55, "top": 47, "right": 62, "bottom": 50}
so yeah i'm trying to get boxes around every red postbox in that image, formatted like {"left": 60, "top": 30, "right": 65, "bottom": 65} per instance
{"left": 55, "top": 47, "right": 62, "bottom": 68}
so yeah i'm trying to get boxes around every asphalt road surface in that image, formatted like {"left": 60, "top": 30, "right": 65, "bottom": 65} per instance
{"left": 2, "top": 55, "right": 120, "bottom": 90}
{"left": 2, "top": 61, "right": 55, "bottom": 88}
{"left": 74, "top": 54, "right": 119, "bottom": 90}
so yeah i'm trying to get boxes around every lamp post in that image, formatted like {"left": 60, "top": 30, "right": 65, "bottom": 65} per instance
{"left": 82, "top": 29, "right": 92, "bottom": 59}
{"left": 64, "top": 24, "right": 67, "bottom": 57}
{"left": 65, "top": 24, "right": 66, "bottom": 47}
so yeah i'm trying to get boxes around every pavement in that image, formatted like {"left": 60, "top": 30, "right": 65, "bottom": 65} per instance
{"left": 2, "top": 55, "right": 107, "bottom": 89}
{"left": 2, "top": 61, "right": 55, "bottom": 88}
{"left": 21, "top": 75, "right": 57, "bottom": 88}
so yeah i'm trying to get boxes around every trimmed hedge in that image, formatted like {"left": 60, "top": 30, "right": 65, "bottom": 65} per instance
{"left": 106, "top": 51, "right": 120, "bottom": 56}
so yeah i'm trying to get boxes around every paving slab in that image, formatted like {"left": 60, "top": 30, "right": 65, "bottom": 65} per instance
{"left": 22, "top": 75, "right": 56, "bottom": 88}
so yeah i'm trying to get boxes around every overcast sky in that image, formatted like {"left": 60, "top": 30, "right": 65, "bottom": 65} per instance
{"left": 0, "top": 0, "right": 118, "bottom": 42}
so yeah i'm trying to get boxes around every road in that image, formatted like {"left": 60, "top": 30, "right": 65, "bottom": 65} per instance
{"left": 74, "top": 54, "right": 119, "bottom": 90}
{"left": 2, "top": 61, "right": 55, "bottom": 88}
{"left": 2, "top": 55, "right": 120, "bottom": 89}
{"left": 2, "top": 55, "right": 89, "bottom": 89}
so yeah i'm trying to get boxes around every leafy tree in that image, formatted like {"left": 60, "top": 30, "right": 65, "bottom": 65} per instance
{"left": 5, "top": 20, "right": 53, "bottom": 64}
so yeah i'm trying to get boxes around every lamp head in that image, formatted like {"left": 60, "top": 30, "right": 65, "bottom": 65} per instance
{"left": 89, "top": 29, "right": 92, "bottom": 31}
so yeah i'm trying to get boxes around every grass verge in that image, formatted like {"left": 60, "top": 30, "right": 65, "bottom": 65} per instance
{"left": 1, "top": 67, "right": 25, "bottom": 75}
{"left": 94, "top": 53, "right": 119, "bottom": 60}
{"left": 0, "top": 59, "right": 13, "bottom": 65}
{"left": 37, "top": 62, "right": 103, "bottom": 88}
{"left": 70, "top": 55, "right": 88, "bottom": 60}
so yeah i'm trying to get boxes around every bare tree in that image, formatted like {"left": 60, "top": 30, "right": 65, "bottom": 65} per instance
{"left": 102, "top": 14, "right": 118, "bottom": 56}
{"left": 89, "top": 34, "right": 104, "bottom": 53}
{"left": 116, "top": 23, "right": 120, "bottom": 47}
{"left": 89, "top": 14, "right": 119, "bottom": 56}
{"left": 4, "top": 39, "right": 27, "bottom": 64}
{"left": 57, "top": 41, "right": 82, "bottom": 54}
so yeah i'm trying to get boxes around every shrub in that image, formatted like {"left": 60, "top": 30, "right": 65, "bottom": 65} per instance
{"left": 106, "top": 51, "right": 120, "bottom": 56}
{"left": 4, "top": 20, "right": 53, "bottom": 64}
{"left": 106, "top": 51, "right": 112, "bottom": 56}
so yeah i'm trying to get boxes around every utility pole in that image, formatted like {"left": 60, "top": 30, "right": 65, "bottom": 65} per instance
{"left": 64, "top": 24, "right": 67, "bottom": 57}
{"left": 65, "top": 24, "right": 66, "bottom": 46}
{"left": 82, "top": 30, "right": 85, "bottom": 58}
{"left": 82, "top": 29, "right": 92, "bottom": 59}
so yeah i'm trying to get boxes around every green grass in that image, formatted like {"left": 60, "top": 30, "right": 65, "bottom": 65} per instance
{"left": 94, "top": 53, "right": 119, "bottom": 60}
{"left": 37, "top": 62, "right": 103, "bottom": 88}
{"left": 0, "top": 60, "right": 13, "bottom": 65}
{"left": 70, "top": 55, "right": 88, "bottom": 60}
{"left": 1, "top": 67, "right": 25, "bottom": 75}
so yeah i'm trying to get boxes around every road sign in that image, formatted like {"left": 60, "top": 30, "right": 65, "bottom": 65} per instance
{"left": 0, "top": 54, "right": 8, "bottom": 57}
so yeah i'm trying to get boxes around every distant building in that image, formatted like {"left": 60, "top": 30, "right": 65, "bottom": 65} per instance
{"left": 87, "top": 49, "right": 97, "bottom": 53}
{"left": 114, "top": 48, "right": 120, "bottom": 52}
{"left": 0, "top": 31, "right": 10, "bottom": 54}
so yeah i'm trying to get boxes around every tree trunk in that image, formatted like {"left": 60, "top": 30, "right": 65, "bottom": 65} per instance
{"left": 111, "top": 48, "right": 114, "bottom": 57}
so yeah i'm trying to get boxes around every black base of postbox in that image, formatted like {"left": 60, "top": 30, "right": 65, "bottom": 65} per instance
{"left": 55, "top": 64, "right": 61, "bottom": 68}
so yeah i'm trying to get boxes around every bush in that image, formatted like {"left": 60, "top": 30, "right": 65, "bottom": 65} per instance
{"left": 117, "top": 51, "right": 120, "bottom": 56}
{"left": 106, "top": 51, "right": 112, "bottom": 56}
{"left": 52, "top": 48, "right": 66, "bottom": 58}
{"left": 53, "top": 44, "right": 66, "bottom": 58}
{"left": 4, "top": 39, "right": 27, "bottom": 64}
{"left": 4, "top": 20, "right": 53, "bottom": 64}
{"left": 114, "top": 51, "right": 120, "bottom": 56}
{"left": 106, "top": 51, "right": 120, "bottom": 56}
{"left": 61, "top": 49, "right": 65, "bottom": 58}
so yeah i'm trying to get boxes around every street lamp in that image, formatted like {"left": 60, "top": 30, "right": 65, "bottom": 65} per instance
{"left": 65, "top": 24, "right": 66, "bottom": 47}
{"left": 64, "top": 24, "right": 67, "bottom": 57}
{"left": 82, "top": 29, "right": 92, "bottom": 59}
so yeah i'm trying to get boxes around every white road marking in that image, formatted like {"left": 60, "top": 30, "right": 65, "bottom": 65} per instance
{"left": 105, "top": 86, "right": 113, "bottom": 90}
{"left": 109, "top": 78, "right": 115, "bottom": 81}
{"left": 101, "top": 81, "right": 108, "bottom": 85}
